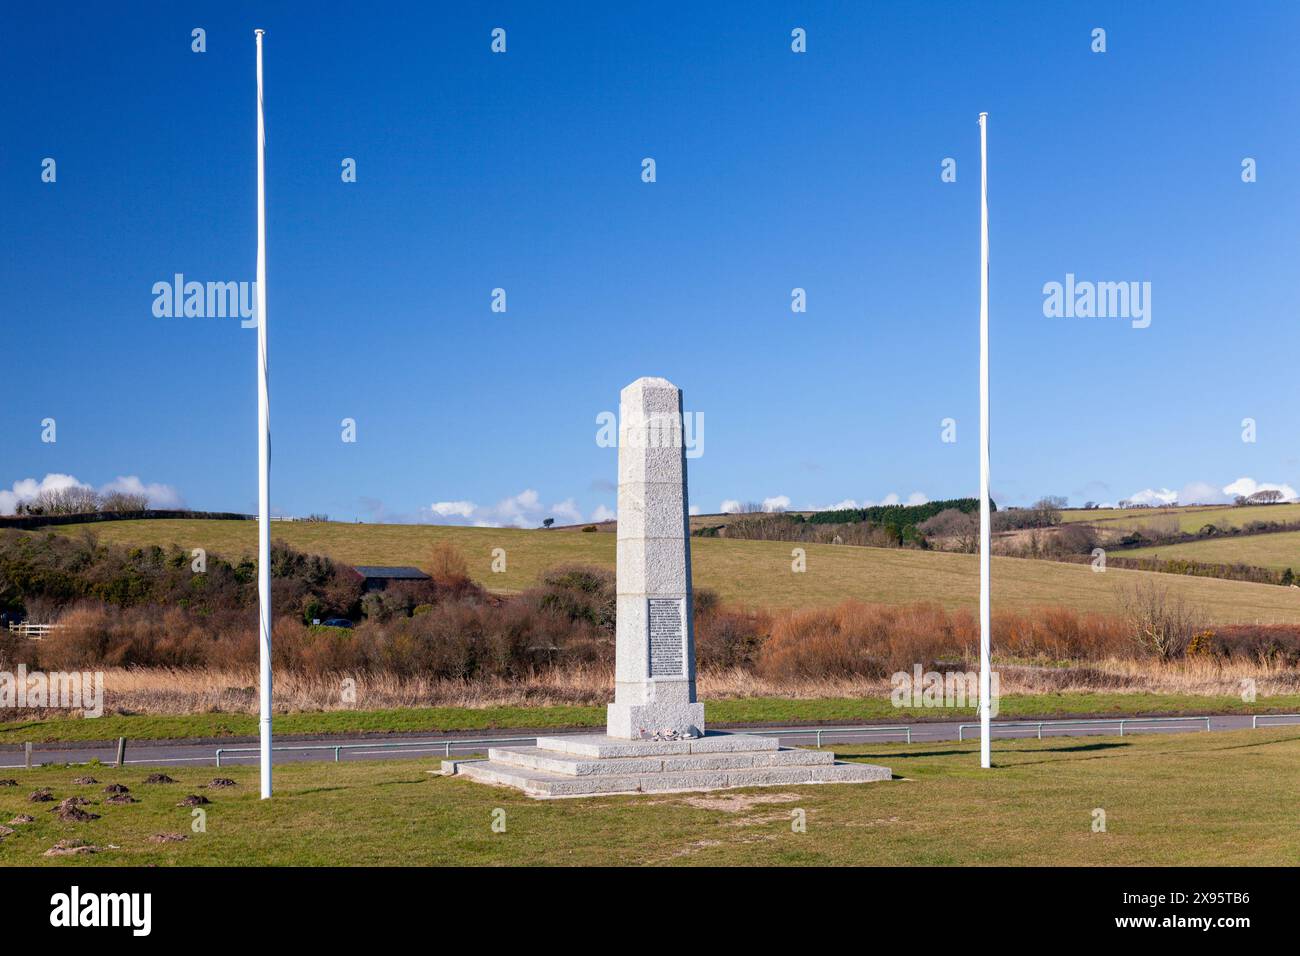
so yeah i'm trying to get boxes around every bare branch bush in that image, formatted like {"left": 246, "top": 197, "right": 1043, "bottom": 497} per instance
{"left": 1114, "top": 579, "right": 1206, "bottom": 659}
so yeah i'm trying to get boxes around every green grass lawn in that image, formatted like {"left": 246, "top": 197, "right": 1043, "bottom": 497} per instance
{"left": 4, "top": 692, "right": 1299, "bottom": 744}
{"left": 40, "top": 518, "right": 1300, "bottom": 620}
{"left": 1121, "top": 529, "right": 1300, "bottom": 573}
{"left": 3, "top": 727, "right": 1297, "bottom": 865}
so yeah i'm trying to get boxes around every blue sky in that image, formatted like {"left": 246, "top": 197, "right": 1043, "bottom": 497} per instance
{"left": 4, "top": 2, "right": 1298, "bottom": 525}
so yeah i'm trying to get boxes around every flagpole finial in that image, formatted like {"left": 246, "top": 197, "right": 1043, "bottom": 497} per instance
{"left": 255, "top": 28, "right": 265, "bottom": 37}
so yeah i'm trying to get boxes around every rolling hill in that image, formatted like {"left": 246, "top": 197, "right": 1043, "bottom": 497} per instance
{"left": 1060, "top": 503, "right": 1300, "bottom": 534}
{"left": 1120, "top": 530, "right": 1300, "bottom": 574}
{"left": 35, "top": 518, "right": 1300, "bottom": 622}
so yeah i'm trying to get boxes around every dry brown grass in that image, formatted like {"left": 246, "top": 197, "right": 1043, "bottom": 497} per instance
{"left": 81, "top": 657, "right": 1300, "bottom": 716}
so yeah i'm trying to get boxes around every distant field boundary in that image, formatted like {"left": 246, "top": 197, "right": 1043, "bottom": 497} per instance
{"left": 0, "top": 509, "right": 253, "bottom": 531}
{"left": 1053, "top": 551, "right": 1288, "bottom": 586}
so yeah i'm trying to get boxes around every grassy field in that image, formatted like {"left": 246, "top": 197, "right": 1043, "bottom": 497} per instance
{"left": 1120, "top": 530, "right": 1300, "bottom": 573}
{"left": 1061, "top": 503, "right": 1300, "bottom": 534}
{"left": 3, "top": 727, "right": 1297, "bottom": 865}
{"left": 39, "top": 519, "right": 1300, "bottom": 621}
{"left": 5, "top": 693, "right": 1300, "bottom": 744}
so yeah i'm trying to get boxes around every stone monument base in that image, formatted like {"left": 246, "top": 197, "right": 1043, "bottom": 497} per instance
{"left": 606, "top": 699, "right": 705, "bottom": 740}
{"left": 439, "top": 731, "right": 891, "bottom": 798}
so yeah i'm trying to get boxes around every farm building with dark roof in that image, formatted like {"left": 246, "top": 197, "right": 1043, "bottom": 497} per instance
{"left": 353, "top": 565, "right": 431, "bottom": 593}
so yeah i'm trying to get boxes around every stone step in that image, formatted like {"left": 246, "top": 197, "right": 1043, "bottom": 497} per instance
{"left": 489, "top": 744, "right": 837, "bottom": 777}
{"left": 441, "top": 755, "right": 892, "bottom": 798}
{"left": 532, "top": 731, "right": 779, "bottom": 759}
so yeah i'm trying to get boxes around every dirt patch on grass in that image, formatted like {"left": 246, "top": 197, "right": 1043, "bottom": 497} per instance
{"left": 207, "top": 778, "right": 237, "bottom": 789}
{"left": 8, "top": 815, "right": 35, "bottom": 824}
{"left": 679, "top": 791, "right": 803, "bottom": 813}
{"left": 44, "top": 838, "right": 99, "bottom": 857}
{"left": 727, "top": 810, "right": 803, "bottom": 828}
{"left": 28, "top": 788, "right": 55, "bottom": 802}
{"left": 105, "top": 793, "right": 138, "bottom": 805}
{"left": 144, "top": 774, "right": 176, "bottom": 784}
{"left": 72, "top": 776, "right": 99, "bottom": 785}
{"left": 665, "top": 839, "right": 723, "bottom": 859}
{"left": 0, "top": 779, "right": 18, "bottom": 787}
{"left": 149, "top": 833, "right": 188, "bottom": 843}
{"left": 177, "top": 795, "right": 209, "bottom": 807}
{"left": 843, "top": 815, "right": 900, "bottom": 827}
{"left": 103, "top": 783, "right": 130, "bottom": 794}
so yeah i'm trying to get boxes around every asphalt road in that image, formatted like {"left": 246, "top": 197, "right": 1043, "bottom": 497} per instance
{"left": 3, "top": 713, "right": 1297, "bottom": 771}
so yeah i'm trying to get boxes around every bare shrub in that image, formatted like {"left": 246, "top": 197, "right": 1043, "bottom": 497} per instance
{"left": 39, "top": 603, "right": 245, "bottom": 671}
{"left": 1207, "top": 624, "right": 1300, "bottom": 667}
{"left": 719, "top": 513, "right": 801, "bottom": 541}
{"left": 426, "top": 543, "right": 481, "bottom": 599}
{"left": 530, "top": 565, "right": 615, "bottom": 632}
{"left": 917, "top": 509, "right": 978, "bottom": 552}
{"left": 994, "top": 605, "right": 1129, "bottom": 661}
{"left": 695, "top": 605, "right": 769, "bottom": 669}
{"left": 30, "top": 486, "right": 100, "bottom": 515}
{"left": 757, "top": 602, "right": 974, "bottom": 680}
{"left": 1115, "top": 580, "right": 1206, "bottom": 659}
{"left": 99, "top": 491, "right": 149, "bottom": 512}
{"left": 1143, "top": 515, "right": 1182, "bottom": 539}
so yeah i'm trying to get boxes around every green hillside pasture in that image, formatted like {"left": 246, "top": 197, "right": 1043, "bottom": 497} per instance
{"left": 36, "top": 519, "right": 1300, "bottom": 621}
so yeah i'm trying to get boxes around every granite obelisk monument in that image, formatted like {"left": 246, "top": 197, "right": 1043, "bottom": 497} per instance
{"left": 439, "top": 377, "right": 890, "bottom": 796}
{"left": 607, "top": 376, "right": 705, "bottom": 739}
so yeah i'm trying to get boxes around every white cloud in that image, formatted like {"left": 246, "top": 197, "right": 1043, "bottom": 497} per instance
{"left": 718, "top": 496, "right": 790, "bottom": 514}
{"left": 428, "top": 489, "right": 541, "bottom": 527}
{"left": 100, "top": 475, "right": 184, "bottom": 508}
{"left": 0, "top": 473, "right": 182, "bottom": 515}
{"left": 427, "top": 488, "right": 612, "bottom": 528}
{"left": 493, "top": 489, "right": 542, "bottom": 525}
{"left": 0, "top": 474, "right": 89, "bottom": 514}
{"left": 1118, "top": 477, "right": 1298, "bottom": 509}
{"left": 1222, "top": 477, "right": 1297, "bottom": 502}
{"left": 1177, "top": 481, "right": 1230, "bottom": 506}
{"left": 807, "top": 492, "right": 927, "bottom": 511}
{"left": 1124, "top": 487, "right": 1179, "bottom": 506}
{"left": 549, "top": 498, "right": 584, "bottom": 525}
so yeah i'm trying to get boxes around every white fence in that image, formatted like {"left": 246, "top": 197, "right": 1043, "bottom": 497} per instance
{"left": 5, "top": 622, "right": 62, "bottom": 640}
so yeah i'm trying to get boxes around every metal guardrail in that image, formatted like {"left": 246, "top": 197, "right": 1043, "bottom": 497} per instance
{"left": 1251, "top": 713, "right": 1300, "bottom": 728}
{"left": 764, "top": 725, "right": 913, "bottom": 747}
{"left": 213, "top": 725, "right": 915, "bottom": 767}
{"left": 215, "top": 736, "right": 539, "bottom": 767}
{"left": 957, "top": 715, "right": 1212, "bottom": 741}
{"left": 11, "top": 717, "right": 1293, "bottom": 771}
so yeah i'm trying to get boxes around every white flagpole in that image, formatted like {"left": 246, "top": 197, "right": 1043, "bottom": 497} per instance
{"left": 255, "top": 28, "right": 273, "bottom": 799}
{"left": 977, "top": 111, "right": 991, "bottom": 769}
